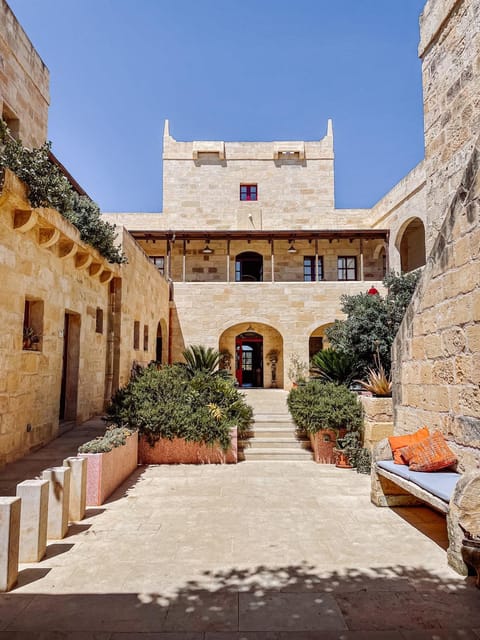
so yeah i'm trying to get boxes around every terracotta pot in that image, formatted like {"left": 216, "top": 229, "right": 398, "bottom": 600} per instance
{"left": 333, "top": 447, "right": 353, "bottom": 469}
{"left": 309, "top": 428, "right": 346, "bottom": 464}
{"left": 138, "top": 427, "right": 237, "bottom": 465}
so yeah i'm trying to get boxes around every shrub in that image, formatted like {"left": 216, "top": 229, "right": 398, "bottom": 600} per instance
{"left": 78, "top": 426, "right": 135, "bottom": 454}
{"left": 310, "top": 348, "right": 358, "bottom": 386}
{"left": 178, "top": 344, "right": 226, "bottom": 378}
{"left": 287, "top": 381, "right": 363, "bottom": 435}
{"left": 105, "top": 363, "right": 253, "bottom": 450}
{"left": 0, "top": 120, "right": 126, "bottom": 264}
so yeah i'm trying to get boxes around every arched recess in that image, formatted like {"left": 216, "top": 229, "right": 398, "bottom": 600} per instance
{"left": 309, "top": 323, "right": 334, "bottom": 360}
{"left": 235, "top": 251, "right": 263, "bottom": 282}
{"left": 156, "top": 318, "right": 168, "bottom": 364}
{"left": 396, "top": 217, "right": 426, "bottom": 273}
{"left": 219, "top": 321, "right": 283, "bottom": 388}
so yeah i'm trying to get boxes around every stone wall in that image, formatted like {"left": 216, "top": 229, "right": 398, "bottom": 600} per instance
{"left": 0, "top": 0, "right": 49, "bottom": 147}
{"left": 0, "top": 169, "right": 118, "bottom": 467}
{"left": 392, "top": 0, "right": 480, "bottom": 470}
{"left": 116, "top": 229, "right": 170, "bottom": 388}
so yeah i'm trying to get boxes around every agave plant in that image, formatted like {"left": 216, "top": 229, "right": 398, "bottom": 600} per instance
{"left": 310, "top": 348, "right": 357, "bottom": 386}
{"left": 179, "top": 344, "right": 226, "bottom": 378}
{"left": 356, "top": 359, "right": 392, "bottom": 396}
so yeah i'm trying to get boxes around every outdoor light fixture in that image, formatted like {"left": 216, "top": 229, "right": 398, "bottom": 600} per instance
{"left": 201, "top": 242, "right": 213, "bottom": 255}
{"left": 367, "top": 286, "right": 379, "bottom": 295}
{"left": 287, "top": 241, "right": 297, "bottom": 254}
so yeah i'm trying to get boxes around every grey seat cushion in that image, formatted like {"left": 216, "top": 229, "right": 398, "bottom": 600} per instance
{"left": 377, "top": 460, "right": 460, "bottom": 503}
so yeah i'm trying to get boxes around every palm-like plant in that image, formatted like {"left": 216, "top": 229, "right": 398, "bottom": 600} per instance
{"left": 356, "top": 362, "right": 392, "bottom": 396}
{"left": 180, "top": 344, "right": 225, "bottom": 378}
{"left": 310, "top": 348, "right": 357, "bottom": 386}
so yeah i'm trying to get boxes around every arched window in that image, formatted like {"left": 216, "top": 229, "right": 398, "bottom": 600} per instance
{"left": 235, "top": 252, "right": 263, "bottom": 282}
{"left": 399, "top": 218, "right": 426, "bottom": 272}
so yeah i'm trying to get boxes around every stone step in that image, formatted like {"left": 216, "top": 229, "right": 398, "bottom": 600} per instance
{"left": 239, "top": 448, "right": 313, "bottom": 461}
{"left": 247, "top": 426, "right": 305, "bottom": 438}
{"left": 252, "top": 414, "right": 293, "bottom": 423}
{"left": 240, "top": 437, "right": 311, "bottom": 450}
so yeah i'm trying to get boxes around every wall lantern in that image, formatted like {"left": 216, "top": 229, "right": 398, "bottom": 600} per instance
{"left": 367, "top": 286, "right": 379, "bottom": 295}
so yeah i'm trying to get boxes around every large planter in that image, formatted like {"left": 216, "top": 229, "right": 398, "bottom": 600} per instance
{"left": 138, "top": 426, "right": 237, "bottom": 465}
{"left": 79, "top": 431, "right": 138, "bottom": 506}
{"left": 309, "top": 429, "right": 346, "bottom": 464}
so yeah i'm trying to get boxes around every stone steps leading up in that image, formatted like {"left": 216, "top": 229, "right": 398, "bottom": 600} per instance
{"left": 240, "top": 436, "right": 311, "bottom": 450}
{"left": 239, "top": 447, "right": 313, "bottom": 461}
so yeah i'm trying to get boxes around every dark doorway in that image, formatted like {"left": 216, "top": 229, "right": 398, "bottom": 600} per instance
{"left": 235, "top": 252, "right": 263, "bottom": 282}
{"left": 60, "top": 312, "right": 81, "bottom": 421}
{"left": 235, "top": 332, "right": 263, "bottom": 387}
{"left": 156, "top": 322, "right": 163, "bottom": 363}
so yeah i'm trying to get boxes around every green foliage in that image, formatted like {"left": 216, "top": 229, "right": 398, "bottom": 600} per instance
{"left": 335, "top": 431, "right": 361, "bottom": 466}
{"left": 310, "top": 348, "right": 358, "bottom": 386}
{"left": 78, "top": 426, "right": 135, "bottom": 454}
{"left": 326, "top": 271, "right": 420, "bottom": 375}
{"left": 0, "top": 120, "right": 126, "bottom": 264}
{"left": 179, "top": 344, "right": 226, "bottom": 378}
{"left": 287, "top": 381, "right": 363, "bottom": 435}
{"left": 355, "top": 447, "right": 372, "bottom": 474}
{"left": 105, "top": 363, "right": 253, "bottom": 450}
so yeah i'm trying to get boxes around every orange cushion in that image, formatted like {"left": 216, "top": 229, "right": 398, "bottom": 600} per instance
{"left": 401, "top": 431, "right": 457, "bottom": 472}
{"left": 388, "top": 427, "right": 430, "bottom": 464}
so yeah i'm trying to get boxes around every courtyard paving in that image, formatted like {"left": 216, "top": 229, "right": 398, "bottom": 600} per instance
{"left": 0, "top": 418, "right": 479, "bottom": 638}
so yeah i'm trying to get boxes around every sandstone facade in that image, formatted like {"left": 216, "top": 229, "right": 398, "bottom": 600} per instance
{"left": 0, "top": 0, "right": 49, "bottom": 148}
{"left": 392, "top": 0, "right": 480, "bottom": 468}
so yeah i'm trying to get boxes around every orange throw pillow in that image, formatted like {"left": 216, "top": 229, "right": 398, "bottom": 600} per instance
{"left": 401, "top": 431, "right": 457, "bottom": 472}
{"left": 388, "top": 427, "right": 430, "bottom": 465}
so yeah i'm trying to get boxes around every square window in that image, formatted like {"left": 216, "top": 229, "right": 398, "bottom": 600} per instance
{"left": 240, "top": 184, "right": 258, "bottom": 201}
{"left": 337, "top": 256, "right": 357, "bottom": 281}
{"left": 303, "top": 256, "right": 324, "bottom": 281}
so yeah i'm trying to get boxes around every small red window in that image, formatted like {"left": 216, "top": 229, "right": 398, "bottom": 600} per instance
{"left": 240, "top": 184, "right": 257, "bottom": 201}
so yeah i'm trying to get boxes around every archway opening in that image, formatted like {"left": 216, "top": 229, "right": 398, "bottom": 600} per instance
{"left": 309, "top": 323, "right": 333, "bottom": 361}
{"left": 399, "top": 218, "right": 426, "bottom": 273}
{"left": 235, "top": 251, "right": 263, "bottom": 282}
{"left": 219, "top": 322, "right": 283, "bottom": 388}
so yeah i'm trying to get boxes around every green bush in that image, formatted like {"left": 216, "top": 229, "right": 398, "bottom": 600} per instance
{"left": 78, "top": 426, "right": 135, "bottom": 454}
{"left": 287, "top": 381, "right": 363, "bottom": 435}
{"left": 0, "top": 120, "right": 126, "bottom": 264}
{"left": 105, "top": 363, "right": 253, "bottom": 450}
{"left": 310, "top": 348, "right": 358, "bottom": 386}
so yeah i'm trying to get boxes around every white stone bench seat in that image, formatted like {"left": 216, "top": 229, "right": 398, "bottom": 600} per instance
{"left": 376, "top": 460, "right": 460, "bottom": 509}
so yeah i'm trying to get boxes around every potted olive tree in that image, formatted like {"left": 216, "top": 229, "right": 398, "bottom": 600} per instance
{"left": 287, "top": 381, "right": 363, "bottom": 464}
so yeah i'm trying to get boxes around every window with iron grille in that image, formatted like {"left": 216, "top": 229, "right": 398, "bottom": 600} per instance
{"left": 240, "top": 184, "right": 257, "bottom": 201}
{"left": 337, "top": 256, "right": 357, "bottom": 281}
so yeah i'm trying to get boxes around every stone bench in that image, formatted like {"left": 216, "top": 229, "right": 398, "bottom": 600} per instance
{"left": 371, "top": 438, "right": 480, "bottom": 576}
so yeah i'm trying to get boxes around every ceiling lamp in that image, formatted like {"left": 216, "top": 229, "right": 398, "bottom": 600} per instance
{"left": 201, "top": 242, "right": 213, "bottom": 255}
{"left": 287, "top": 241, "right": 297, "bottom": 254}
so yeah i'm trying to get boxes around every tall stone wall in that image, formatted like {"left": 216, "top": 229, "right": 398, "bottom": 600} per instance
{"left": 116, "top": 229, "right": 170, "bottom": 388}
{"left": 0, "top": 0, "right": 49, "bottom": 147}
{"left": 0, "top": 170, "right": 117, "bottom": 467}
{"left": 392, "top": 0, "right": 480, "bottom": 470}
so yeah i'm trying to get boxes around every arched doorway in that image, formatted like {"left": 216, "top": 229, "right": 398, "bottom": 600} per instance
{"left": 398, "top": 218, "right": 426, "bottom": 273}
{"left": 235, "top": 251, "right": 263, "bottom": 282}
{"left": 309, "top": 323, "right": 333, "bottom": 360}
{"left": 219, "top": 322, "right": 284, "bottom": 388}
{"left": 235, "top": 332, "right": 263, "bottom": 387}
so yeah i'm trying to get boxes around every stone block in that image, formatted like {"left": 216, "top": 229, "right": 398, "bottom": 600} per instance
{"left": 63, "top": 456, "right": 87, "bottom": 521}
{"left": 0, "top": 496, "right": 21, "bottom": 592}
{"left": 42, "top": 466, "right": 71, "bottom": 539}
{"left": 16, "top": 479, "right": 48, "bottom": 562}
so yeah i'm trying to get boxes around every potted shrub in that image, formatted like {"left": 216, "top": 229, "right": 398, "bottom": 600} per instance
{"left": 287, "top": 381, "right": 363, "bottom": 464}
{"left": 334, "top": 431, "right": 361, "bottom": 469}
{"left": 23, "top": 326, "right": 40, "bottom": 350}
{"left": 105, "top": 359, "right": 253, "bottom": 464}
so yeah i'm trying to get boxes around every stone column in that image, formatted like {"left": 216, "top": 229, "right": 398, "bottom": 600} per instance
{"left": 63, "top": 456, "right": 87, "bottom": 521}
{"left": 16, "top": 479, "right": 49, "bottom": 562}
{"left": 0, "top": 497, "right": 21, "bottom": 592}
{"left": 42, "top": 466, "right": 71, "bottom": 539}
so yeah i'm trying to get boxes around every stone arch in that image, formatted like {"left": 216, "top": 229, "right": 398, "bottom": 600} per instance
{"left": 308, "top": 323, "right": 334, "bottom": 360}
{"left": 219, "top": 321, "right": 284, "bottom": 388}
{"left": 396, "top": 217, "right": 426, "bottom": 273}
{"left": 156, "top": 318, "right": 168, "bottom": 364}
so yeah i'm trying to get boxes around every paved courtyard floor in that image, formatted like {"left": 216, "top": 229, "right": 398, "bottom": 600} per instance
{"left": 0, "top": 421, "right": 479, "bottom": 638}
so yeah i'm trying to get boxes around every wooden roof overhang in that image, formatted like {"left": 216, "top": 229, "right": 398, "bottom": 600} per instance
{"left": 131, "top": 229, "right": 389, "bottom": 242}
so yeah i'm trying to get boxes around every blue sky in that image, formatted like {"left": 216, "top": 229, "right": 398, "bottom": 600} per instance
{"left": 9, "top": 0, "right": 426, "bottom": 212}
